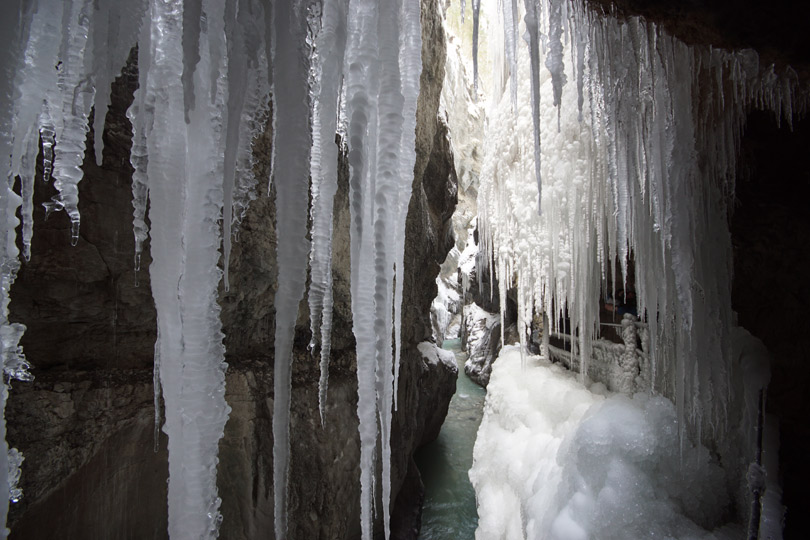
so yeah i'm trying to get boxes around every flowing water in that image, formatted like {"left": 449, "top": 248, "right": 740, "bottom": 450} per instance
{"left": 415, "top": 338, "right": 487, "bottom": 539}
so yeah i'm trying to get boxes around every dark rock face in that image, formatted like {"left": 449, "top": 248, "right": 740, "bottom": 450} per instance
{"left": 731, "top": 110, "right": 810, "bottom": 540}
{"left": 6, "top": 0, "right": 457, "bottom": 538}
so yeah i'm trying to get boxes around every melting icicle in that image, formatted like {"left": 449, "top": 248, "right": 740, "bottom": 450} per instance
{"left": 271, "top": 0, "right": 314, "bottom": 536}
{"left": 371, "top": 0, "right": 406, "bottom": 535}
{"left": 1, "top": 2, "right": 34, "bottom": 530}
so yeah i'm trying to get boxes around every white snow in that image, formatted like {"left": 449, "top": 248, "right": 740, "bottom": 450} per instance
{"left": 418, "top": 341, "right": 459, "bottom": 373}
{"left": 471, "top": 347, "right": 745, "bottom": 540}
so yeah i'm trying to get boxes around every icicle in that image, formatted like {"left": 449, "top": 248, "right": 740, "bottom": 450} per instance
{"left": 271, "top": 0, "right": 314, "bottom": 536}
{"left": 502, "top": 0, "right": 519, "bottom": 110}
{"left": 90, "top": 0, "right": 145, "bottom": 166}
{"left": 222, "top": 0, "right": 271, "bottom": 290}
{"left": 221, "top": 0, "right": 249, "bottom": 292}
{"left": 9, "top": 0, "right": 64, "bottom": 261}
{"left": 461, "top": 0, "right": 467, "bottom": 25}
{"left": 181, "top": 0, "right": 202, "bottom": 123}
{"left": 128, "top": 14, "right": 152, "bottom": 275}
{"left": 51, "top": 0, "right": 96, "bottom": 245}
{"left": 144, "top": 0, "right": 231, "bottom": 537}
{"left": 0, "top": 1, "right": 31, "bottom": 532}
{"left": 523, "top": 0, "right": 543, "bottom": 213}
{"left": 309, "top": 0, "right": 349, "bottom": 424}
{"left": 472, "top": 0, "right": 481, "bottom": 94}
{"left": 393, "top": 0, "right": 422, "bottom": 411}
{"left": 153, "top": 327, "right": 161, "bottom": 453}
{"left": 371, "top": 0, "right": 407, "bottom": 535}
{"left": 546, "top": 0, "right": 566, "bottom": 122}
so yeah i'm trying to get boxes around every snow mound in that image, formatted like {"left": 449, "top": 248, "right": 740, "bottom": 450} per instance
{"left": 471, "top": 347, "right": 744, "bottom": 540}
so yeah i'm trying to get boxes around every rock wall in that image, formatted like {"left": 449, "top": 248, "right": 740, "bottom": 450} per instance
{"left": 6, "top": 0, "right": 457, "bottom": 538}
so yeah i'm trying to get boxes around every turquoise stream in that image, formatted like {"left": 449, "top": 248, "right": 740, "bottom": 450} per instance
{"left": 415, "top": 338, "right": 487, "bottom": 539}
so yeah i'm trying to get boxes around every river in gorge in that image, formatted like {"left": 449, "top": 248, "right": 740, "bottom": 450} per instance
{"left": 415, "top": 338, "right": 487, "bottom": 539}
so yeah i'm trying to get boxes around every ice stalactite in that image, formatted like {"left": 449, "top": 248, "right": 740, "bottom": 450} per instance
{"left": 270, "top": 0, "right": 315, "bottom": 537}
{"left": 129, "top": 13, "right": 153, "bottom": 275}
{"left": 522, "top": 0, "right": 544, "bottom": 213}
{"left": 309, "top": 0, "right": 349, "bottom": 422}
{"left": 50, "top": 0, "right": 96, "bottom": 245}
{"left": 545, "top": 0, "right": 566, "bottom": 115}
{"left": 472, "top": 0, "right": 481, "bottom": 94}
{"left": 221, "top": 0, "right": 271, "bottom": 291}
{"left": 501, "top": 0, "right": 519, "bottom": 109}
{"left": 372, "top": 0, "right": 405, "bottom": 535}
{"left": 142, "top": 0, "right": 231, "bottom": 537}
{"left": 393, "top": 0, "right": 422, "bottom": 410}
{"left": 0, "top": 3, "right": 30, "bottom": 533}
{"left": 341, "top": 0, "right": 421, "bottom": 536}
{"left": 475, "top": 0, "right": 803, "bottom": 461}
{"left": 90, "top": 0, "right": 145, "bottom": 167}
{"left": 10, "top": 0, "right": 63, "bottom": 262}
{"left": 3, "top": 0, "right": 424, "bottom": 537}
{"left": 345, "top": 0, "right": 382, "bottom": 537}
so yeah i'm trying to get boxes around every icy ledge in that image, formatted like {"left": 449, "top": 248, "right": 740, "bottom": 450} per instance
{"left": 470, "top": 347, "right": 745, "bottom": 539}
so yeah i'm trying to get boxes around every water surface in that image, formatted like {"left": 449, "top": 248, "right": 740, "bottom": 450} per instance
{"left": 415, "top": 338, "right": 487, "bottom": 539}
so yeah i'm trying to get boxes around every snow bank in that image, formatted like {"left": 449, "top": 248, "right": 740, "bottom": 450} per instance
{"left": 471, "top": 347, "right": 744, "bottom": 540}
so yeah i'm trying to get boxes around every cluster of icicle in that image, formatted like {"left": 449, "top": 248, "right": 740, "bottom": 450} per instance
{"left": 470, "top": 0, "right": 803, "bottom": 447}
{"left": 1, "top": 0, "right": 421, "bottom": 538}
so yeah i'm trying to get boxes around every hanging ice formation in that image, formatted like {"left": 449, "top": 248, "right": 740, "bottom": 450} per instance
{"left": 474, "top": 0, "right": 803, "bottom": 451}
{"left": 2, "top": 0, "right": 422, "bottom": 538}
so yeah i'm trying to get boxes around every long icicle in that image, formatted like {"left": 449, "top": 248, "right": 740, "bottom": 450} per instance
{"left": 271, "top": 0, "right": 314, "bottom": 537}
